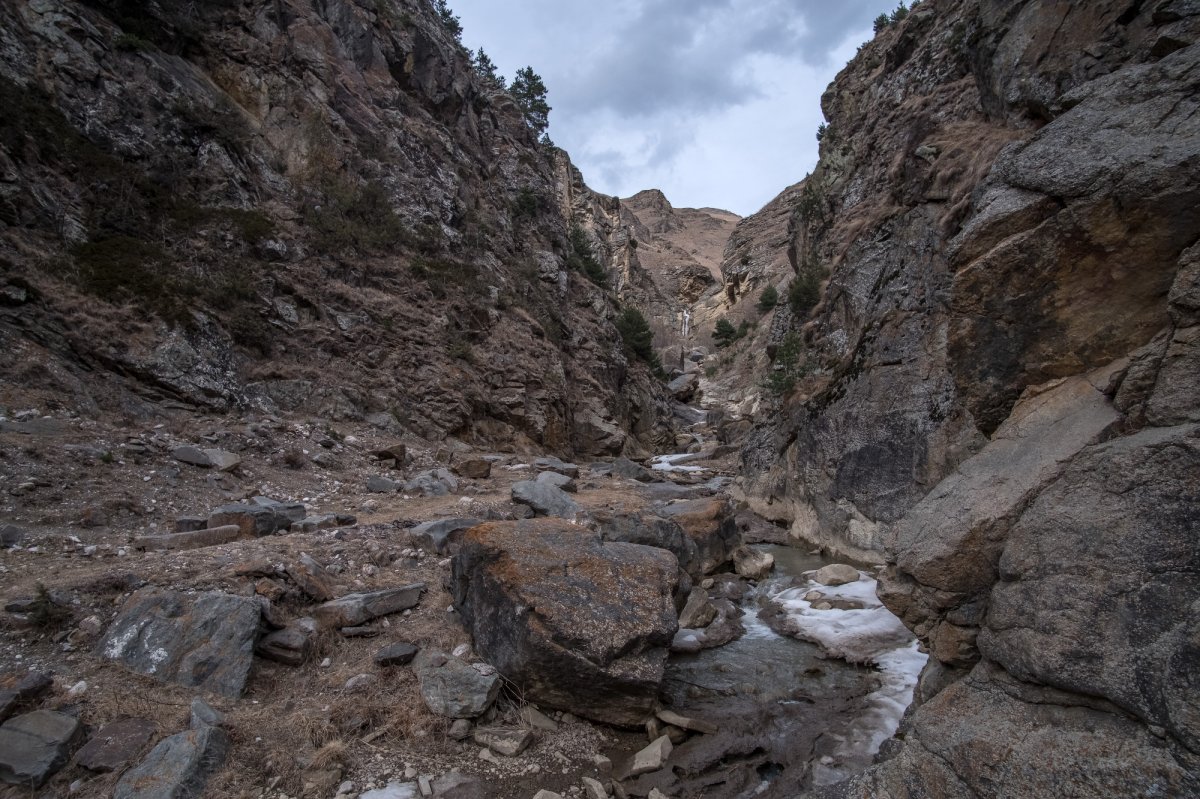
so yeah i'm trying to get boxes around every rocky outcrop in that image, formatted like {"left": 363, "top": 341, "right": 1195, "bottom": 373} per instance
{"left": 728, "top": 1, "right": 1200, "bottom": 795}
{"left": 450, "top": 519, "right": 679, "bottom": 727}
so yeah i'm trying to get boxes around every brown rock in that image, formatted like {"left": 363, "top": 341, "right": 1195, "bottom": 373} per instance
{"left": 452, "top": 458, "right": 492, "bottom": 479}
{"left": 75, "top": 718, "right": 157, "bottom": 773}
{"left": 287, "top": 553, "right": 336, "bottom": 602}
{"left": 135, "top": 524, "right": 244, "bottom": 552}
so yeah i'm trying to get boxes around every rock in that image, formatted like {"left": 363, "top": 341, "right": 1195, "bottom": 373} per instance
{"left": 647, "top": 790, "right": 669, "bottom": 799}
{"left": 314, "top": 585, "right": 425, "bottom": 628}
{"left": 134, "top": 524, "right": 244, "bottom": 552}
{"left": 371, "top": 443, "right": 408, "bottom": 465}
{"left": 511, "top": 480, "right": 581, "bottom": 519}
{"left": 677, "top": 587, "right": 717, "bottom": 629}
{"left": 256, "top": 619, "right": 316, "bottom": 666}
{"left": 293, "top": 514, "right": 340, "bottom": 533}
{"left": 98, "top": 588, "right": 262, "bottom": 697}
{"left": 732, "top": 546, "right": 774, "bottom": 580}
{"left": 812, "top": 564, "right": 861, "bottom": 587}
{"left": 412, "top": 650, "right": 500, "bottom": 718}
{"left": 373, "top": 642, "right": 418, "bottom": 667}
{"left": 452, "top": 459, "right": 491, "bottom": 479}
{"left": 0, "top": 672, "right": 53, "bottom": 723}
{"left": 535, "top": 470, "right": 577, "bottom": 492}
{"left": 596, "top": 511, "right": 699, "bottom": 579}
{"left": 451, "top": 519, "right": 679, "bottom": 726}
{"left": 173, "top": 517, "right": 207, "bottom": 533}
{"left": 655, "top": 709, "right": 717, "bottom": 734}
{"left": 610, "top": 457, "right": 659, "bottom": 483}
{"left": 531, "top": 456, "right": 580, "bottom": 477}
{"left": 592, "top": 753, "right": 612, "bottom": 776}
{"left": 0, "top": 524, "right": 25, "bottom": 548}
{"left": 666, "top": 372, "right": 699, "bottom": 402}
{"left": 344, "top": 673, "right": 377, "bottom": 693}
{"left": 658, "top": 498, "right": 740, "bottom": 575}
{"left": 358, "top": 781, "right": 419, "bottom": 799}
{"left": 340, "top": 625, "right": 381, "bottom": 638}
{"left": 582, "top": 776, "right": 608, "bottom": 799}
{"left": 287, "top": 553, "right": 336, "bottom": 602}
{"left": 408, "top": 518, "right": 482, "bottom": 555}
{"left": 517, "top": 705, "right": 558, "bottom": 732}
{"left": 430, "top": 771, "right": 484, "bottom": 798}
{"left": 367, "top": 475, "right": 401, "bottom": 493}
{"left": 0, "top": 710, "right": 82, "bottom": 787}
{"left": 533, "top": 792, "right": 563, "bottom": 799}
{"left": 405, "top": 469, "right": 458, "bottom": 496}
{"left": 472, "top": 726, "right": 534, "bottom": 756}
{"left": 171, "top": 446, "right": 240, "bottom": 471}
{"left": 447, "top": 719, "right": 472, "bottom": 741}
{"left": 207, "top": 502, "right": 291, "bottom": 537}
{"left": 189, "top": 698, "right": 224, "bottom": 729}
{"left": 74, "top": 717, "right": 157, "bottom": 773}
{"left": 628, "top": 735, "right": 672, "bottom": 777}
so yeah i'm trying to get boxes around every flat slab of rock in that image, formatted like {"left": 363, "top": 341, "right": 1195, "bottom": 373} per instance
{"left": 511, "top": 480, "right": 581, "bottom": 519}
{"left": 360, "top": 783, "right": 419, "bottom": 799}
{"left": 367, "top": 475, "right": 401, "bottom": 493}
{"left": 113, "top": 724, "right": 229, "bottom": 799}
{"left": 412, "top": 651, "right": 500, "bottom": 718}
{"left": 409, "top": 518, "right": 482, "bottom": 555}
{"left": 655, "top": 709, "right": 717, "bottom": 734}
{"left": 374, "top": 642, "right": 418, "bottom": 667}
{"left": 75, "top": 717, "right": 157, "bottom": 773}
{"left": 0, "top": 672, "right": 52, "bottom": 723}
{"left": 628, "top": 735, "right": 672, "bottom": 777}
{"left": 134, "top": 524, "right": 243, "bottom": 552}
{"left": 256, "top": 619, "right": 316, "bottom": 666}
{"left": 611, "top": 457, "right": 660, "bottom": 483}
{"left": 314, "top": 585, "right": 424, "bottom": 628}
{"left": 171, "top": 446, "right": 240, "bottom": 472}
{"left": 813, "top": 563, "right": 860, "bottom": 586}
{"left": 473, "top": 726, "right": 535, "bottom": 756}
{"left": 98, "top": 588, "right": 261, "bottom": 697}
{"left": 535, "top": 471, "right": 577, "bottom": 492}
{"left": 452, "top": 519, "right": 679, "bottom": 726}
{"left": 287, "top": 553, "right": 335, "bottom": 601}
{"left": 532, "top": 456, "right": 580, "bottom": 478}
{"left": 452, "top": 459, "right": 492, "bottom": 479}
{"left": 0, "top": 710, "right": 82, "bottom": 787}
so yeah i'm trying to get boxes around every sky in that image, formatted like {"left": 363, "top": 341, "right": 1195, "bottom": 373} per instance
{"left": 449, "top": 0, "right": 900, "bottom": 216}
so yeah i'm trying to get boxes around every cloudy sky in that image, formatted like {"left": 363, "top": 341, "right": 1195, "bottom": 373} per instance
{"left": 449, "top": 0, "right": 899, "bottom": 216}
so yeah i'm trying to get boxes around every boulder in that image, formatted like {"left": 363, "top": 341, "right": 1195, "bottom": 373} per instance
{"left": 677, "top": 587, "right": 717, "bottom": 629}
{"left": 451, "top": 519, "right": 679, "bottom": 726}
{"left": 532, "top": 456, "right": 580, "bottom": 478}
{"left": 367, "top": 475, "right": 400, "bottom": 493}
{"left": 733, "top": 546, "right": 774, "bottom": 580}
{"left": 372, "top": 443, "right": 407, "bottom": 465}
{"left": 360, "top": 783, "right": 419, "bottom": 799}
{"left": 405, "top": 469, "right": 458, "bottom": 497}
{"left": 98, "top": 589, "right": 261, "bottom": 697}
{"left": 172, "top": 517, "right": 207, "bottom": 533}
{"left": 0, "top": 710, "right": 82, "bottom": 787}
{"left": 412, "top": 650, "right": 500, "bottom": 718}
{"left": 74, "top": 717, "right": 157, "bottom": 773}
{"left": 171, "top": 446, "right": 240, "bottom": 472}
{"left": 812, "top": 564, "right": 861, "bottom": 586}
{"left": 287, "top": 553, "right": 336, "bottom": 602}
{"left": 314, "top": 585, "right": 425, "bottom": 628}
{"left": 452, "top": 458, "right": 492, "bottom": 479}
{"left": 374, "top": 642, "right": 418, "bottom": 667}
{"left": 596, "top": 511, "right": 699, "bottom": 579}
{"left": 207, "top": 503, "right": 292, "bottom": 537}
{"left": 113, "top": 724, "right": 229, "bottom": 799}
{"left": 658, "top": 498, "right": 740, "bottom": 575}
{"left": 0, "top": 672, "right": 52, "bottom": 723}
{"left": 409, "top": 518, "right": 482, "bottom": 555}
{"left": 656, "top": 709, "right": 718, "bottom": 734}
{"left": 511, "top": 480, "right": 581, "bottom": 519}
{"left": 535, "top": 470, "right": 577, "bottom": 492}
{"left": 610, "top": 457, "right": 660, "bottom": 483}
{"left": 0, "top": 524, "right": 26, "bottom": 548}
{"left": 134, "top": 524, "right": 243, "bottom": 552}
{"left": 666, "top": 372, "right": 699, "bottom": 402}
{"left": 472, "top": 726, "right": 535, "bottom": 756}
{"left": 582, "top": 777, "right": 607, "bottom": 799}
{"left": 255, "top": 618, "right": 316, "bottom": 666}
{"left": 628, "top": 735, "right": 672, "bottom": 777}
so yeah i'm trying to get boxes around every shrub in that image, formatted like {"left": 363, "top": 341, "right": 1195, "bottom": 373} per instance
{"left": 890, "top": 2, "right": 909, "bottom": 24}
{"left": 764, "top": 331, "right": 809, "bottom": 396}
{"left": 816, "top": 123, "right": 828, "bottom": 143}
{"left": 511, "top": 187, "right": 542, "bottom": 222}
{"left": 757, "top": 285, "right": 779, "bottom": 312}
{"left": 306, "top": 178, "right": 405, "bottom": 254}
{"left": 435, "top": 0, "right": 462, "bottom": 40}
{"left": 114, "top": 33, "right": 153, "bottom": 52}
{"left": 874, "top": 13, "right": 891, "bottom": 33}
{"left": 788, "top": 271, "right": 821, "bottom": 318}
{"left": 713, "top": 317, "right": 738, "bottom": 348}
{"left": 566, "top": 225, "right": 607, "bottom": 286}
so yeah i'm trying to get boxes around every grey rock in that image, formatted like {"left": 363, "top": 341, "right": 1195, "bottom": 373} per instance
{"left": 0, "top": 524, "right": 26, "bottom": 548}
{"left": 452, "top": 458, "right": 492, "bottom": 479}
{"left": 287, "top": 553, "right": 336, "bottom": 602}
{"left": 367, "top": 475, "right": 400, "bottom": 493}
{"left": 812, "top": 564, "right": 860, "bottom": 586}
{"left": 511, "top": 480, "right": 581, "bottom": 519}
{"left": 732, "top": 546, "right": 774, "bottom": 580}
{"left": 98, "top": 588, "right": 261, "bottom": 697}
{"left": 412, "top": 650, "right": 500, "bottom": 718}
{"left": 171, "top": 446, "right": 240, "bottom": 472}
{"left": 666, "top": 372, "right": 698, "bottom": 402}
{"left": 113, "top": 724, "right": 229, "bottom": 799}
{"left": 0, "top": 710, "right": 82, "bottom": 787}
{"left": 610, "top": 457, "right": 659, "bottom": 483}
{"left": 447, "top": 719, "right": 472, "bottom": 741}
{"left": 74, "top": 717, "right": 156, "bottom": 773}
{"left": 249, "top": 496, "right": 306, "bottom": 523}
{"left": 189, "top": 698, "right": 224, "bottom": 729}
{"left": 360, "top": 783, "right": 419, "bottom": 799}
{"left": 173, "top": 517, "right": 207, "bottom": 533}
{"left": 535, "top": 470, "right": 577, "bottom": 492}
{"left": 256, "top": 620, "right": 316, "bottom": 666}
{"left": 0, "top": 672, "right": 53, "bottom": 723}
{"left": 655, "top": 709, "right": 717, "bottom": 734}
{"left": 404, "top": 469, "right": 458, "bottom": 497}
{"left": 374, "top": 642, "right": 418, "bottom": 667}
{"left": 596, "top": 511, "right": 699, "bottom": 578}
{"left": 314, "top": 585, "right": 424, "bottom": 628}
{"left": 628, "top": 735, "right": 672, "bottom": 777}
{"left": 430, "top": 771, "right": 484, "bottom": 799}
{"left": 677, "top": 587, "right": 717, "bottom": 629}
{"left": 408, "top": 518, "right": 482, "bottom": 555}
{"left": 532, "top": 456, "right": 580, "bottom": 478}
{"left": 134, "top": 524, "right": 243, "bottom": 552}
{"left": 472, "top": 726, "right": 535, "bottom": 756}
{"left": 207, "top": 503, "right": 291, "bottom": 537}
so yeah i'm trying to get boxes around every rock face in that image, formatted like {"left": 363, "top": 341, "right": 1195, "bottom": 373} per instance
{"left": 451, "top": 519, "right": 679, "bottom": 726}
{"left": 98, "top": 589, "right": 261, "bottom": 697}
{"left": 728, "top": 1, "right": 1200, "bottom": 796}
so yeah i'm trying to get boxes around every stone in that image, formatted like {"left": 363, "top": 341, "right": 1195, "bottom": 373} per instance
{"left": 75, "top": 717, "right": 157, "bottom": 772}
{"left": 472, "top": 726, "right": 534, "bottom": 756}
{"left": 408, "top": 518, "right": 482, "bottom": 555}
{"left": 447, "top": 719, "right": 472, "bottom": 741}
{"left": 666, "top": 372, "right": 699, "bottom": 402}
{"left": 412, "top": 650, "right": 500, "bottom": 718}
{"left": 358, "top": 782, "right": 418, "bottom": 799}
{"left": 373, "top": 642, "right": 418, "bottom": 667}
{"left": 340, "top": 625, "right": 381, "bottom": 638}
{"left": 207, "top": 503, "right": 291, "bottom": 537}
{"left": 256, "top": 619, "right": 316, "bottom": 666}
{"left": 628, "top": 735, "right": 672, "bottom": 777}
{"left": 371, "top": 443, "right": 407, "bottom": 465}
{"left": 293, "top": 514, "right": 340, "bottom": 533}
{"left": 0, "top": 710, "right": 82, "bottom": 787}
{"left": 171, "top": 446, "right": 240, "bottom": 471}
{"left": 532, "top": 456, "right": 580, "bottom": 478}
{"left": 314, "top": 585, "right": 425, "bottom": 628}
{"left": 511, "top": 480, "right": 582, "bottom": 519}
{"left": 517, "top": 704, "right": 558, "bottom": 732}
{"left": 367, "top": 475, "right": 400, "bottom": 493}
{"left": 287, "top": 553, "right": 336, "bottom": 602}
{"left": 677, "top": 587, "right": 717, "bottom": 629}
{"left": 98, "top": 588, "right": 262, "bottom": 697}
{"left": 658, "top": 498, "right": 740, "bottom": 575}
{"left": 732, "top": 546, "right": 774, "bottom": 580}
{"left": 173, "top": 517, "right": 207, "bottom": 533}
{"left": 451, "top": 519, "right": 679, "bottom": 726}
{"left": 134, "top": 524, "right": 243, "bottom": 552}
{"left": 655, "top": 709, "right": 718, "bottom": 734}
{"left": 533, "top": 792, "right": 563, "bottom": 799}
{"left": 610, "top": 457, "right": 659, "bottom": 483}
{"left": 535, "top": 470, "right": 577, "bottom": 492}
{"left": 189, "top": 698, "right": 224, "bottom": 729}
{"left": 344, "top": 673, "right": 377, "bottom": 693}
{"left": 0, "top": 672, "right": 53, "bottom": 723}
{"left": 812, "top": 564, "right": 861, "bottom": 587}
{"left": 596, "top": 511, "right": 699, "bottom": 579}
{"left": 452, "top": 458, "right": 491, "bottom": 479}
{"left": 0, "top": 524, "right": 25, "bottom": 548}
{"left": 405, "top": 469, "right": 458, "bottom": 497}
{"left": 430, "top": 771, "right": 484, "bottom": 798}
{"left": 582, "top": 776, "right": 608, "bottom": 799}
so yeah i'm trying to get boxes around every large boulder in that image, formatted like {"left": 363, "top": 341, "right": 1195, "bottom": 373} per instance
{"left": 98, "top": 589, "right": 261, "bottom": 697}
{"left": 451, "top": 519, "right": 679, "bottom": 726}
{"left": 0, "top": 710, "right": 82, "bottom": 787}
{"left": 511, "top": 480, "right": 581, "bottom": 519}
{"left": 412, "top": 650, "right": 500, "bottom": 719}
{"left": 113, "top": 723, "right": 229, "bottom": 799}
{"left": 658, "top": 498, "right": 740, "bottom": 575}
{"left": 409, "top": 518, "right": 483, "bottom": 555}
{"left": 595, "top": 511, "right": 700, "bottom": 579}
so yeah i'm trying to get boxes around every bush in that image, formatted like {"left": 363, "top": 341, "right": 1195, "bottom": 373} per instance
{"left": 511, "top": 187, "right": 542, "bottom": 222}
{"left": 816, "top": 123, "right": 828, "bottom": 143}
{"left": 757, "top": 285, "right": 779, "bottom": 312}
{"left": 764, "top": 331, "right": 808, "bottom": 396}
{"left": 616, "top": 307, "right": 654, "bottom": 361}
{"left": 713, "top": 317, "right": 738, "bottom": 348}
{"left": 874, "top": 13, "right": 891, "bottom": 33}
{"left": 890, "top": 2, "right": 909, "bottom": 24}
{"left": 566, "top": 225, "right": 607, "bottom": 286}
{"left": 788, "top": 271, "right": 821, "bottom": 318}
{"left": 306, "top": 178, "right": 406, "bottom": 254}
{"left": 435, "top": 0, "right": 462, "bottom": 40}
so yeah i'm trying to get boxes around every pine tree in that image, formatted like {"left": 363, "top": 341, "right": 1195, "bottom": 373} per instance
{"left": 434, "top": 0, "right": 462, "bottom": 40}
{"left": 473, "top": 48, "right": 504, "bottom": 88}
{"left": 615, "top": 307, "right": 654, "bottom": 362}
{"left": 510, "top": 67, "right": 551, "bottom": 137}
{"left": 713, "top": 317, "right": 738, "bottom": 348}
{"left": 757, "top": 285, "right": 779, "bottom": 312}
{"left": 874, "top": 13, "right": 891, "bottom": 33}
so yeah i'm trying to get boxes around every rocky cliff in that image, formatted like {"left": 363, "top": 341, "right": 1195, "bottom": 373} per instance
{"left": 732, "top": 0, "right": 1199, "bottom": 795}
{"left": 0, "top": 0, "right": 675, "bottom": 457}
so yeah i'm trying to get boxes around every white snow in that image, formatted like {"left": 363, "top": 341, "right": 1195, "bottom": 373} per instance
{"left": 650, "top": 453, "right": 707, "bottom": 473}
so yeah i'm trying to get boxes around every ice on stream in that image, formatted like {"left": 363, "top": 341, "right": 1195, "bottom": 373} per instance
{"left": 761, "top": 569, "right": 928, "bottom": 784}
{"left": 649, "top": 453, "right": 707, "bottom": 473}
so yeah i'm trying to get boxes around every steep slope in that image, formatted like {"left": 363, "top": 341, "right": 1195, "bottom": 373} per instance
{"left": 727, "top": 0, "right": 1200, "bottom": 795}
{"left": 0, "top": 0, "right": 674, "bottom": 456}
